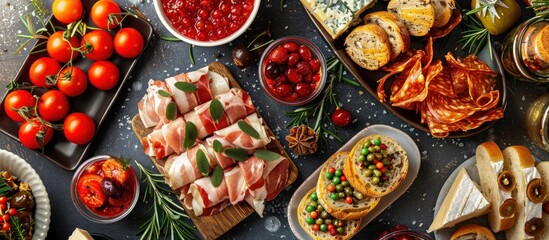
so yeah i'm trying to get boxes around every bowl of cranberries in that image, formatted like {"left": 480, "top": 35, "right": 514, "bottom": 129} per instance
{"left": 259, "top": 36, "right": 326, "bottom": 106}
{"left": 377, "top": 224, "right": 433, "bottom": 240}
{"left": 154, "top": 0, "right": 261, "bottom": 46}
{"left": 70, "top": 155, "right": 139, "bottom": 223}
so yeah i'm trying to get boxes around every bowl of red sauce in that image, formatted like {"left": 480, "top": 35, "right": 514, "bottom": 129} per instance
{"left": 259, "top": 36, "right": 327, "bottom": 106}
{"left": 154, "top": 0, "right": 261, "bottom": 47}
{"left": 70, "top": 155, "right": 139, "bottom": 223}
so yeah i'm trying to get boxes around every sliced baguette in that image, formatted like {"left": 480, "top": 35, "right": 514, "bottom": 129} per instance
{"left": 316, "top": 152, "right": 380, "bottom": 220}
{"left": 503, "top": 146, "right": 546, "bottom": 239}
{"left": 298, "top": 188, "right": 361, "bottom": 240}
{"left": 343, "top": 135, "right": 408, "bottom": 197}
{"left": 432, "top": 0, "right": 455, "bottom": 27}
{"left": 344, "top": 24, "right": 391, "bottom": 71}
{"left": 363, "top": 11, "right": 411, "bottom": 60}
{"left": 475, "top": 142, "right": 516, "bottom": 232}
{"left": 387, "top": 0, "right": 435, "bottom": 37}
{"left": 536, "top": 161, "right": 549, "bottom": 240}
{"left": 450, "top": 224, "right": 496, "bottom": 240}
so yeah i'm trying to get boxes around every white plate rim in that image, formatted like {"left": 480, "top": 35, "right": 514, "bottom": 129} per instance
{"left": 287, "top": 124, "right": 421, "bottom": 239}
{"left": 0, "top": 149, "right": 51, "bottom": 240}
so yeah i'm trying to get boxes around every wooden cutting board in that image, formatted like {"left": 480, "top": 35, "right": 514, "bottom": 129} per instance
{"left": 131, "top": 62, "right": 299, "bottom": 240}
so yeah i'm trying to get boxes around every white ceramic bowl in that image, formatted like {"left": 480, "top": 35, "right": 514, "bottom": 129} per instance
{"left": 0, "top": 149, "right": 51, "bottom": 240}
{"left": 153, "top": 0, "right": 261, "bottom": 47}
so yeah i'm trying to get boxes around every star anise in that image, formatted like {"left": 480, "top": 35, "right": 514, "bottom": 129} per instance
{"left": 286, "top": 124, "right": 319, "bottom": 156}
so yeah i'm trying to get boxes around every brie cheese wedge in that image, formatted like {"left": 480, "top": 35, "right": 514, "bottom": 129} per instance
{"left": 429, "top": 168, "right": 491, "bottom": 232}
{"left": 523, "top": 167, "right": 542, "bottom": 228}
{"left": 491, "top": 161, "right": 513, "bottom": 214}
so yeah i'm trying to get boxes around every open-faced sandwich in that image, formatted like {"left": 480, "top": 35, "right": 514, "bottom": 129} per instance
{"left": 503, "top": 146, "right": 547, "bottom": 239}
{"left": 475, "top": 142, "right": 517, "bottom": 232}
{"left": 298, "top": 188, "right": 361, "bottom": 239}
{"left": 316, "top": 152, "right": 380, "bottom": 220}
{"left": 537, "top": 161, "right": 549, "bottom": 240}
{"left": 344, "top": 135, "right": 408, "bottom": 197}
{"left": 450, "top": 224, "right": 496, "bottom": 240}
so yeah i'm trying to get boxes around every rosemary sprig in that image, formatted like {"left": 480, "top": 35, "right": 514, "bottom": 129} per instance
{"left": 458, "top": 9, "right": 491, "bottom": 56}
{"left": 30, "top": 0, "right": 47, "bottom": 17}
{"left": 15, "top": 15, "right": 50, "bottom": 55}
{"left": 530, "top": 0, "right": 549, "bottom": 18}
{"left": 135, "top": 161, "right": 197, "bottom": 240}
{"left": 159, "top": 36, "right": 182, "bottom": 42}
{"left": 280, "top": 0, "right": 285, "bottom": 10}
{"left": 0, "top": 177, "right": 13, "bottom": 196}
{"left": 11, "top": 217, "right": 31, "bottom": 240}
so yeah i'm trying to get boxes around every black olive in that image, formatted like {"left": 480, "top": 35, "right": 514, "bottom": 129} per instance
{"left": 13, "top": 210, "right": 33, "bottom": 228}
{"left": 9, "top": 191, "right": 34, "bottom": 210}
{"left": 232, "top": 45, "right": 256, "bottom": 69}
{"left": 101, "top": 178, "right": 123, "bottom": 199}
{"left": 265, "top": 62, "right": 280, "bottom": 79}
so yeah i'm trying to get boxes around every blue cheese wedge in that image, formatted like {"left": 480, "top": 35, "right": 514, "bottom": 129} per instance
{"left": 428, "top": 168, "right": 491, "bottom": 232}
{"left": 340, "top": 0, "right": 376, "bottom": 15}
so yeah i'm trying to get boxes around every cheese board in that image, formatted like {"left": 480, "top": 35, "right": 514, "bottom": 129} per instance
{"left": 131, "top": 61, "right": 299, "bottom": 240}
{"left": 287, "top": 124, "right": 421, "bottom": 239}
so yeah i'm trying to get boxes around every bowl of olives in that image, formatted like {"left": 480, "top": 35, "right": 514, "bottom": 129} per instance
{"left": 70, "top": 155, "right": 139, "bottom": 223}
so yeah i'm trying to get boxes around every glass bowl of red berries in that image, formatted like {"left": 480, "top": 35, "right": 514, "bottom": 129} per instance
{"left": 70, "top": 155, "right": 139, "bottom": 223}
{"left": 259, "top": 36, "right": 327, "bottom": 106}
{"left": 377, "top": 225, "right": 433, "bottom": 240}
{"left": 154, "top": 0, "right": 261, "bottom": 47}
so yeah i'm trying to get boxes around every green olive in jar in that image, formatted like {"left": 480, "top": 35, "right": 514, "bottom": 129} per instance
{"left": 471, "top": 0, "right": 520, "bottom": 35}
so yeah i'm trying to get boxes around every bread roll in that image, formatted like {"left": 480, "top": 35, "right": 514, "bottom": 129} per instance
{"left": 536, "top": 161, "right": 549, "bottom": 240}
{"left": 344, "top": 24, "right": 391, "bottom": 71}
{"left": 432, "top": 0, "right": 455, "bottom": 27}
{"left": 387, "top": 0, "right": 435, "bottom": 37}
{"left": 450, "top": 224, "right": 496, "bottom": 240}
{"left": 363, "top": 11, "right": 411, "bottom": 60}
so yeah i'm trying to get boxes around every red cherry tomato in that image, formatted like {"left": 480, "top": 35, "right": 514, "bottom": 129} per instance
{"left": 29, "top": 57, "right": 61, "bottom": 88}
{"left": 331, "top": 108, "right": 353, "bottom": 127}
{"left": 0, "top": 197, "right": 6, "bottom": 204}
{"left": 47, "top": 31, "right": 80, "bottom": 63}
{"left": 327, "top": 184, "right": 335, "bottom": 192}
{"left": 3, "top": 90, "right": 36, "bottom": 122}
{"left": 38, "top": 90, "right": 70, "bottom": 122}
{"left": 77, "top": 174, "right": 106, "bottom": 208}
{"left": 52, "top": 0, "right": 83, "bottom": 24}
{"left": 7, "top": 208, "right": 17, "bottom": 216}
{"left": 345, "top": 196, "right": 353, "bottom": 204}
{"left": 81, "top": 30, "right": 114, "bottom": 61}
{"left": 63, "top": 112, "right": 95, "bottom": 145}
{"left": 2, "top": 222, "right": 10, "bottom": 231}
{"left": 91, "top": 0, "right": 121, "bottom": 30}
{"left": 88, "top": 61, "right": 119, "bottom": 90}
{"left": 57, "top": 66, "right": 88, "bottom": 97}
{"left": 101, "top": 159, "right": 128, "bottom": 184}
{"left": 18, "top": 118, "right": 53, "bottom": 150}
{"left": 2, "top": 214, "right": 9, "bottom": 222}
{"left": 114, "top": 28, "right": 145, "bottom": 58}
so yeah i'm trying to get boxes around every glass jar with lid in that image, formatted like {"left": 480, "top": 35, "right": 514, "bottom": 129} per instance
{"left": 526, "top": 94, "right": 549, "bottom": 151}
{"left": 501, "top": 16, "right": 549, "bottom": 82}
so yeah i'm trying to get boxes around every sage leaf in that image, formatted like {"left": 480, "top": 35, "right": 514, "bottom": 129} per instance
{"left": 158, "top": 89, "right": 172, "bottom": 97}
{"left": 238, "top": 120, "right": 259, "bottom": 139}
{"left": 174, "top": 82, "right": 197, "bottom": 93}
{"left": 209, "top": 99, "right": 224, "bottom": 123}
{"left": 212, "top": 140, "right": 223, "bottom": 153}
{"left": 254, "top": 149, "right": 281, "bottom": 161}
{"left": 183, "top": 122, "right": 197, "bottom": 149}
{"left": 196, "top": 149, "right": 209, "bottom": 176}
{"left": 211, "top": 165, "right": 223, "bottom": 187}
{"left": 166, "top": 102, "right": 177, "bottom": 121}
{"left": 224, "top": 148, "right": 248, "bottom": 161}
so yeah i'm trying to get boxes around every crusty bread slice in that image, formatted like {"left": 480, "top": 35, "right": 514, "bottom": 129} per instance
{"left": 432, "top": 0, "right": 455, "bottom": 27}
{"left": 387, "top": 0, "right": 435, "bottom": 37}
{"left": 298, "top": 188, "right": 361, "bottom": 240}
{"left": 316, "top": 152, "right": 380, "bottom": 220}
{"left": 503, "top": 146, "right": 545, "bottom": 239}
{"left": 536, "top": 162, "right": 549, "bottom": 240}
{"left": 344, "top": 24, "right": 391, "bottom": 71}
{"left": 343, "top": 135, "right": 408, "bottom": 197}
{"left": 475, "top": 142, "right": 516, "bottom": 232}
{"left": 450, "top": 224, "right": 496, "bottom": 240}
{"left": 363, "top": 11, "right": 411, "bottom": 60}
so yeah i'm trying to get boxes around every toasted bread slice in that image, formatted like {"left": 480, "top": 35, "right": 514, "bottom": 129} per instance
{"left": 450, "top": 224, "right": 496, "bottom": 240}
{"left": 298, "top": 188, "right": 361, "bottom": 240}
{"left": 503, "top": 146, "right": 546, "bottom": 239}
{"left": 316, "top": 152, "right": 380, "bottom": 220}
{"left": 344, "top": 24, "right": 391, "bottom": 70}
{"left": 475, "top": 142, "right": 516, "bottom": 232}
{"left": 387, "top": 0, "right": 435, "bottom": 37}
{"left": 343, "top": 135, "right": 408, "bottom": 197}
{"left": 363, "top": 11, "right": 411, "bottom": 60}
{"left": 432, "top": 0, "right": 455, "bottom": 27}
{"left": 537, "top": 162, "right": 549, "bottom": 240}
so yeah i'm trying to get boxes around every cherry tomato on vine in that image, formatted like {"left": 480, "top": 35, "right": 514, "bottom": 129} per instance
{"left": 3, "top": 90, "right": 36, "bottom": 122}
{"left": 114, "top": 28, "right": 144, "bottom": 58}
{"left": 88, "top": 61, "right": 119, "bottom": 90}
{"left": 91, "top": 0, "right": 122, "bottom": 30}
{"left": 52, "top": 0, "right": 83, "bottom": 24}
{"left": 38, "top": 90, "right": 69, "bottom": 122}
{"left": 29, "top": 57, "right": 61, "bottom": 88}
{"left": 57, "top": 66, "right": 88, "bottom": 97}
{"left": 63, "top": 112, "right": 95, "bottom": 145}
{"left": 81, "top": 30, "right": 114, "bottom": 61}
{"left": 18, "top": 118, "right": 53, "bottom": 150}
{"left": 76, "top": 174, "right": 105, "bottom": 208}
{"left": 47, "top": 31, "right": 80, "bottom": 63}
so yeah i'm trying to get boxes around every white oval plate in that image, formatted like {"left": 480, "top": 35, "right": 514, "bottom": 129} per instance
{"left": 0, "top": 149, "right": 51, "bottom": 240}
{"left": 288, "top": 124, "right": 421, "bottom": 239}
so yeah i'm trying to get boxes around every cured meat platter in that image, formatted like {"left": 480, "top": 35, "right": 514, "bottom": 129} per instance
{"left": 131, "top": 62, "right": 298, "bottom": 240}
